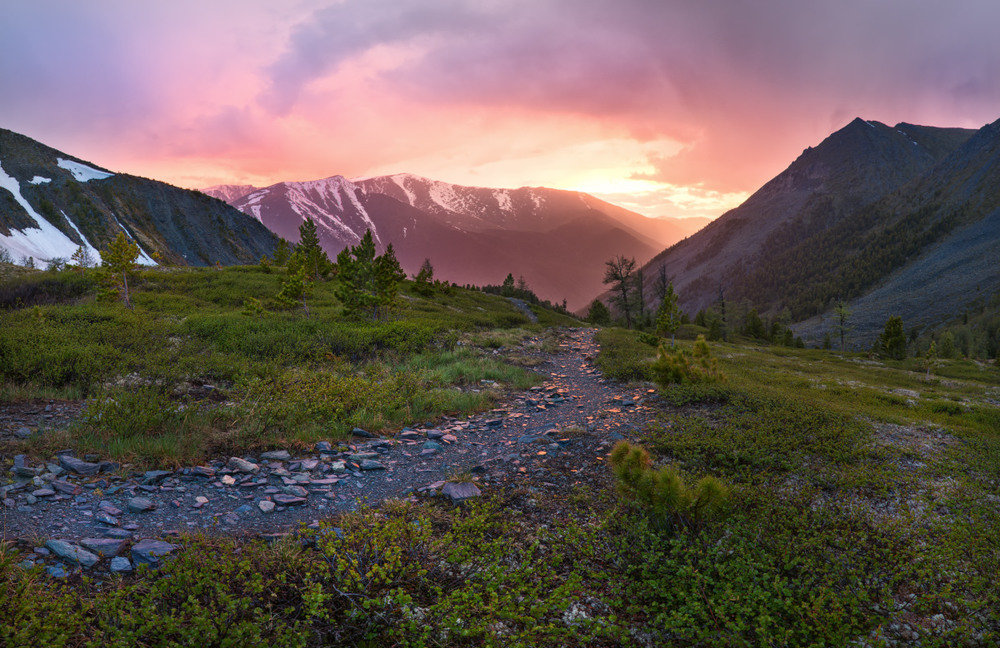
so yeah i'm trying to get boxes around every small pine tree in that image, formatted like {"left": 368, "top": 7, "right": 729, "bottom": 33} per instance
{"left": 99, "top": 232, "right": 140, "bottom": 309}
{"left": 609, "top": 441, "right": 730, "bottom": 527}
{"left": 655, "top": 281, "right": 682, "bottom": 346}
{"left": 651, "top": 335, "right": 726, "bottom": 386}
{"left": 272, "top": 238, "right": 291, "bottom": 266}
{"left": 878, "top": 315, "right": 906, "bottom": 360}
{"left": 413, "top": 258, "right": 435, "bottom": 296}
{"left": 70, "top": 245, "right": 95, "bottom": 271}
{"left": 277, "top": 267, "right": 314, "bottom": 316}
{"left": 586, "top": 299, "right": 612, "bottom": 326}
{"left": 288, "top": 219, "right": 332, "bottom": 280}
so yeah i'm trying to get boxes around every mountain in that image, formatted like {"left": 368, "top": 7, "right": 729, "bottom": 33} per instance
{"left": 206, "top": 173, "right": 700, "bottom": 310}
{"left": 619, "top": 117, "right": 993, "bottom": 345}
{"left": 0, "top": 128, "right": 277, "bottom": 267}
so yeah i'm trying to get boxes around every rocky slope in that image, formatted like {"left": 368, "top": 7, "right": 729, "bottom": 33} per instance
{"left": 0, "top": 128, "right": 277, "bottom": 267}
{"left": 610, "top": 117, "right": 1000, "bottom": 346}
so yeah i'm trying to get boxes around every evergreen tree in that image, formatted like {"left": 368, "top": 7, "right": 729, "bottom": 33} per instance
{"left": 500, "top": 273, "right": 516, "bottom": 297}
{"left": 635, "top": 267, "right": 647, "bottom": 328}
{"left": 70, "top": 245, "right": 95, "bottom": 271}
{"left": 277, "top": 267, "right": 314, "bottom": 316}
{"left": 334, "top": 231, "right": 404, "bottom": 319}
{"left": 744, "top": 308, "right": 767, "bottom": 340}
{"left": 413, "top": 258, "right": 435, "bottom": 296}
{"left": 288, "top": 219, "right": 331, "bottom": 280}
{"left": 99, "top": 232, "right": 139, "bottom": 309}
{"left": 586, "top": 299, "right": 612, "bottom": 326}
{"left": 878, "top": 315, "right": 907, "bottom": 360}
{"left": 834, "top": 301, "right": 851, "bottom": 352}
{"left": 655, "top": 281, "right": 682, "bottom": 346}
{"left": 272, "top": 238, "right": 291, "bottom": 266}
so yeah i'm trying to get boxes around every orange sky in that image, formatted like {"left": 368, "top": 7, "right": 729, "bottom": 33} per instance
{"left": 3, "top": 1, "right": 1000, "bottom": 221}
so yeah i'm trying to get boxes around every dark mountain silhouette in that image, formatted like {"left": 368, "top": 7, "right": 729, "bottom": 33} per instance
{"left": 613, "top": 117, "right": 1000, "bottom": 346}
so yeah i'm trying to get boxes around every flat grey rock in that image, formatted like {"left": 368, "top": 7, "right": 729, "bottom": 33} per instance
{"left": 132, "top": 539, "right": 179, "bottom": 567}
{"left": 360, "top": 459, "right": 385, "bottom": 471}
{"left": 80, "top": 538, "right": 125, "bottom": 557}
{"left": 227, "top": 457, "right": 259, "bottom": 473}
{"left": 260, "top": 450, "right": 291, "bottom": 461}
{"left": 59, "top": 455, "right": 100, "bottom": 476}
{"left": 127, "top": 496, "right": 156, "bottom": 513}
{"left": 441, "top": 481, "right": 482, "bottom": 503}
{"left": 46, "top": 539, "right": 100, "bottom": 568}
{"left": 110, "top": 556, "right": 133, "bottom": 573}
{"left": 271, "top": 493, "right": 307, "bottom": 506}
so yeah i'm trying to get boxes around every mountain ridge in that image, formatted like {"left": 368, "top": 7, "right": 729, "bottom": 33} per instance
{"left": 0, "top": 128, "right": 277, "bottom": 266}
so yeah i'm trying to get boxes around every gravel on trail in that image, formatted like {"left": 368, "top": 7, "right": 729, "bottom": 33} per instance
{"left": 1, "top": 328, "right": 663, "bottom": 574}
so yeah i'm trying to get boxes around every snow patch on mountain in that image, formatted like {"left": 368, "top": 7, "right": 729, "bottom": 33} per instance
{"left": 29, "top": 176, "right": 51, "bottom": 185}
{"left": 57, "top": 158, "right": 113, "bottom": 182}
{"left": 61, "top": 210, "right": 101, "bottom": 261}
{"left": 391, "top": 174, "right": 417, "bottom": 204}
{"left": 493, "top": 190, "right": 513, "bottom": 212}
{"left": 111, "top": 215, "right": 157, "bottom": 266}
{"left": 0, "top": 160, "right": 86, "bottom": 262}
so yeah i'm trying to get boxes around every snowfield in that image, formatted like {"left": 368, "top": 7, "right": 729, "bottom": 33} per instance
{"left": 57, "top": 157, "right": 114, "bottom": 182}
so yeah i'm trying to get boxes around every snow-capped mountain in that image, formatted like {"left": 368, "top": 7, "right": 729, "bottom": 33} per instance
{"left": 0, "top": 128, "right": 276, "bottom": 267}
{"left": 205, "top": 173, "right": 703, "bottom": 310}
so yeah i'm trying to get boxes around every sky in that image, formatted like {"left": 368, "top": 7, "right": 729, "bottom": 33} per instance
{"left": 2, "top": 0, "right": 1000, "bottom": 221}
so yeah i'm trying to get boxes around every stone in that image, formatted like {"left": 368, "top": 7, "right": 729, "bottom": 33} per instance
{"left": 46, "top": 539, "right": 100, "bottom": 568}
{"left": 220, "top": 475, "right": 236, "bottom": 486}
{"left": 80, "top": 538, "right": 125, "bottom": 557}
{"left": 400, "top": 431, "right": 424, "bottom": 441}
{"left": 329, "top": 461, "right": 346, "bottom": 473}
{"left": 14, "top": 426, "right": 33, "bottom": 439}
{"left": 46, "top": 565, "right": 69, "bottom": 578}
{"left": 98, "top": 461, "right": 120, "bottom": 473}
{"left": 360, "top": 459, "right": 385, "bottom": 471}
{"left": 127, "top": 496, "right": 156, "bottom": 513}
{"left": 422, "top": 441, "right": 442, "bottom": 451}
{"left": 260, "top": 450, "right": 291, "bottom": 461}
{"left": 143, "top": 470, "right": 172, "bottom": 484}
{"left": 59, "top": 455, "right": 100, "bottom": 476}
{"left": 190, "top": 465, "right": 216, "bottom": 478}
{"left": 348, "top": 452, "right": 379, "bottom": 462}
{"left": 282, "top": 485, "right": 309, "bottom": 498}
{"left": 235, "top": 504, "right": 254, "bottom": 516}
{"left": 426, "top": 429, "right": 444, "bottom": 440}
{"left": 485, "top": 418, "right": 503, "bottom": 428}
{"left": 441, "top": 434, "right": 458, "bottom": 444}
{"left": 103, "top": 528, "right": 133, "bottom": 539}
{"left": 99, "top": 501, "right": 124, "bottom": 516}
{"left": 131, "top": 539, "right": 179, "bottom": 567}
{"left": 300, "top": 459, "right": 319, "bottom": 470}
{"left": 315, "top": 441, "right": 333, "bottom": 453}
{"left": 13, "top": 455, "right": 40, "bottom": 478}
{"left": 31, "top": 488, "right": 56, "bottom": 498}
{"left": 351, "top": 427, "right": 374, "bottom": 438}
{"left": 110, "top": 556, "right": 133, "bottom": 573}
{"left": 441, "top": 482, "right": 482, "bottom": 503}
{"left": 258, "top": 500, "right": 275, "bottom": 513}
{"left": 227, "top": 457, "right": 259, "bottom": 473}
{"left": 51, "top": 480, "right": 80, "bottom": 495}
{"left": 271, "top": 493, "right": 307, "bottom": 506}
{"left": 193, "top": 496, "right": 209, "bottom": 508}
{"left": 96, "top": 513, "right": 120, "bottom": 526}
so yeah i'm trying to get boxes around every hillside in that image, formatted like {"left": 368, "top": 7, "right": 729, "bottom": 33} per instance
{"left": 205, "top": 174, "right": 702, "bottom": 310}
{"left": 1, "top": 267, "right": 998, "bottom": 644}
{"left": 605, "top": 117, "right": 1000, "bottom": 347}
{"left": 0, "top": 128, "right": 277, "bottom": 266}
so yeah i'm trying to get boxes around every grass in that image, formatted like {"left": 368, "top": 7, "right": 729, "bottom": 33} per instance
{"left": 3, "top": 273, "right": 999, "bottom": 645}
{"left": 0, "top": 266, "right": 559, "bottom": 466}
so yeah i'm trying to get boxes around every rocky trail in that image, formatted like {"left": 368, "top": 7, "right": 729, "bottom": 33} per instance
{"left": 1, "top": 328, "right": 661, "bottom": 577}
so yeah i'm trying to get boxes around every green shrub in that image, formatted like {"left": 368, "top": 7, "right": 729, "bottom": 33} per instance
{"left": 651, "top": 334, "right": 726, "bottom": 386}
{"left": 610, "top": 441, "right": 731, "bottom": 526}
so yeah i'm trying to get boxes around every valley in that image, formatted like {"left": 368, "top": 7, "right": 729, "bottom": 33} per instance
{"left": 1, "top": 263, "right": 998, "bottom": 646}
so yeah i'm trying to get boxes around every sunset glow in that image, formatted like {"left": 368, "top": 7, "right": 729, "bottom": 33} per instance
{"left": 3, "top": 1, "right": 1000, "bottom": 221}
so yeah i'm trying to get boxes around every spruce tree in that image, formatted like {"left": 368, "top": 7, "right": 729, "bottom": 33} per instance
{"left": 99, "top": 232, "right": 139, "bottom": 309}
{"left": 655, "top": 282, "right": 682, "bottom": 346}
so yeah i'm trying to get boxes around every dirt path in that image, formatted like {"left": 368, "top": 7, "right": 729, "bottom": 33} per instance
{"left": 1, "top": 328, "right": 659, "bottom": 570}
